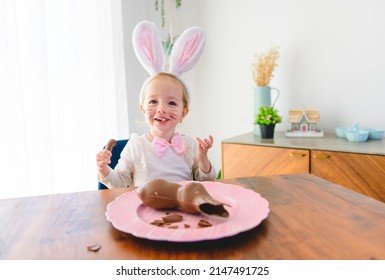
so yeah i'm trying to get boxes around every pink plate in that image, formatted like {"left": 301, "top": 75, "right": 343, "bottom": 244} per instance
{"left": 105, "top": 181, "right": 269, "bottom": 242}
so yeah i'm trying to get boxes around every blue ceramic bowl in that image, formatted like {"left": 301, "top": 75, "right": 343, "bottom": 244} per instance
{"left": 346, "top": 130, "right": 369, "bottom": 142}
{"left": 335, "top": 127, "right": 349, "bottom": 138}
{"left": 366, "top": 129, "right": 385, "bottom": 140}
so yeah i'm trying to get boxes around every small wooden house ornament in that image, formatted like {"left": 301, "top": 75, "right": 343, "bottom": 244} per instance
{"left": 286, "top": 109, "right": 324, "bottom": 137}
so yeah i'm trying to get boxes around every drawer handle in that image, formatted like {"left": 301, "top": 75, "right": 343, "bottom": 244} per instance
{"left": 290, "top": 153, "right": 306, "bottom": 158}
{"left": 313, "top": 154, "right": 331, "bottom": 160}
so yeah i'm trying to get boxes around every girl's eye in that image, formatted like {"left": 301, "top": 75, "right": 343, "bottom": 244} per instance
{"left": 169, "top": 101, "right": 177, "bottom": 106}
{"left": 149, "top": 100, "right": 157, "bottom": 104}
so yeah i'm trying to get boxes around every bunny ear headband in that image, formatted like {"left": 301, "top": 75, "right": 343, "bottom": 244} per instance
{"left": 132, "top": 21, "right": 206, "bottom": 105}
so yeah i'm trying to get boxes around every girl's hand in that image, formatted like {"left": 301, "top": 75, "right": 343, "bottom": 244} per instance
{"left": 96, "top": 149, "right": 112, "bottom": 179}
{"left": 196, "top": 135, "right": 214, "bottom": 174}
{"left": 197, "top": 135, "right": 214, "bottom": 155}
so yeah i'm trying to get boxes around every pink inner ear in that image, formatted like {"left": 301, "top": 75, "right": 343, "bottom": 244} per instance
{"left": 139, "top": 29, "right": 155, "bottom": 64}
{"left": 179, "top": 33, "right": 200, "bottom": 66}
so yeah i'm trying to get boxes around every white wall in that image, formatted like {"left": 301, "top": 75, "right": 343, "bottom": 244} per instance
{"left": 122, "top": 0, "right": 385, "bottom": 174}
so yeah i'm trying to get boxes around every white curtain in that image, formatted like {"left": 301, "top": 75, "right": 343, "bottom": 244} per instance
{"left": 0, "top": 0, "right": 128, "bottom": 199}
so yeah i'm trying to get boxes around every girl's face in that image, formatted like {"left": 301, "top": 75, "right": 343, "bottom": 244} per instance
{"left": 141, "top": 75, "right": 188, "bottom": 140}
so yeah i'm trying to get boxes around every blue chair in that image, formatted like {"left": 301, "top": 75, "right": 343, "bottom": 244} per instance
{"left": 98, "top": 139, "right": 129, "bottom": 190}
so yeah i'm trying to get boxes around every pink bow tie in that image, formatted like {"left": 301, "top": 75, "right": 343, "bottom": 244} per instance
{"left": 152, "top": 133, "right": 185, "bottom": 157}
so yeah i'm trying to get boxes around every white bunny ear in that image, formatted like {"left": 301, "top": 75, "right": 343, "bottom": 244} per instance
{"left": 169, "top": 27, "right": 206, "bottom": 75}
{"left": 132, "top": 21, "right": 164, "bottom": 75}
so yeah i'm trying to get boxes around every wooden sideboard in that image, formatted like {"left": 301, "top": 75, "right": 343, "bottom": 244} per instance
{"left": 222, "top": 132, "right": 385, "bottom": 203}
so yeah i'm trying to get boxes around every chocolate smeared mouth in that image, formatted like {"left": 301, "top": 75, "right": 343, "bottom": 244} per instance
{"left": 155, "top": 117, "right": 169, "bottom": 122}
{"left": 137, "top": 179, "right": 230, "bottom": 218}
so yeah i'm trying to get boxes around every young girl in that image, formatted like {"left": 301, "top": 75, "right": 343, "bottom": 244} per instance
{"left": 96, "top": 21, "right": 216, "bottom": 188}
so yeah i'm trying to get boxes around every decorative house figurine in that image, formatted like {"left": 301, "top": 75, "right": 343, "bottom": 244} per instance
{"left": 286, "top": 109, "right": 324, "bottom": 137}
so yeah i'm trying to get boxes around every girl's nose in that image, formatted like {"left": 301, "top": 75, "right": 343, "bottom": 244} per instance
{"left": 157, "top": 104, "right": 166, "bottom": 113}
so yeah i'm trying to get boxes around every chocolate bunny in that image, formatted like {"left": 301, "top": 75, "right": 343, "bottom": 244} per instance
{"left": 138, "top": 179, "right": 229, "bottom": 218}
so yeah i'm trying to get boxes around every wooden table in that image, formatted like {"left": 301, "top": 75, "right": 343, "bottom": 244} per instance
{"left": 1, "top": 174, "right": 385, "bottom": 260}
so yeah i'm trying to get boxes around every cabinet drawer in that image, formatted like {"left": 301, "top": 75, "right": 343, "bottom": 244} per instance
{"left": 222, "top": 143, "right": 309, "bottom": 178}
{"left": 311, "top": 150, "right": 385, "bottom": 202}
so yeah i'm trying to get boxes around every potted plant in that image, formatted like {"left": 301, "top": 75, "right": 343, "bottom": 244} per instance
{"left": 255, "top": 106, "right": 282, "bottom": 138}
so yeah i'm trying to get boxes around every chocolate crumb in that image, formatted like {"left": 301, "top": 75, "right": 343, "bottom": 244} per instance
{"left": 167, "top": 225, "right": 178, "bottom": 229}
{"left": 198, "top": 219, "right": 212, "bottom": 228}
{"left": 151, "top": 219, "right": 165, "bottom": 226}
{"left": 87, "top": 244, "right": 101, "bottom": 252}
{"left": 162, "top": 213, "right": 183, "bottom": 223}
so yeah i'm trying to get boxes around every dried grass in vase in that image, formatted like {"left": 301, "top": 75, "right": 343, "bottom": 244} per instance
{"left": 252, "top": 47, "right": 279, "bottom": 87}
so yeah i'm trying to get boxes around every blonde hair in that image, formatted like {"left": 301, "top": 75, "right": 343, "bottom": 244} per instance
{"left": 139, "top": 72, "right": 189, "bottom": 109}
